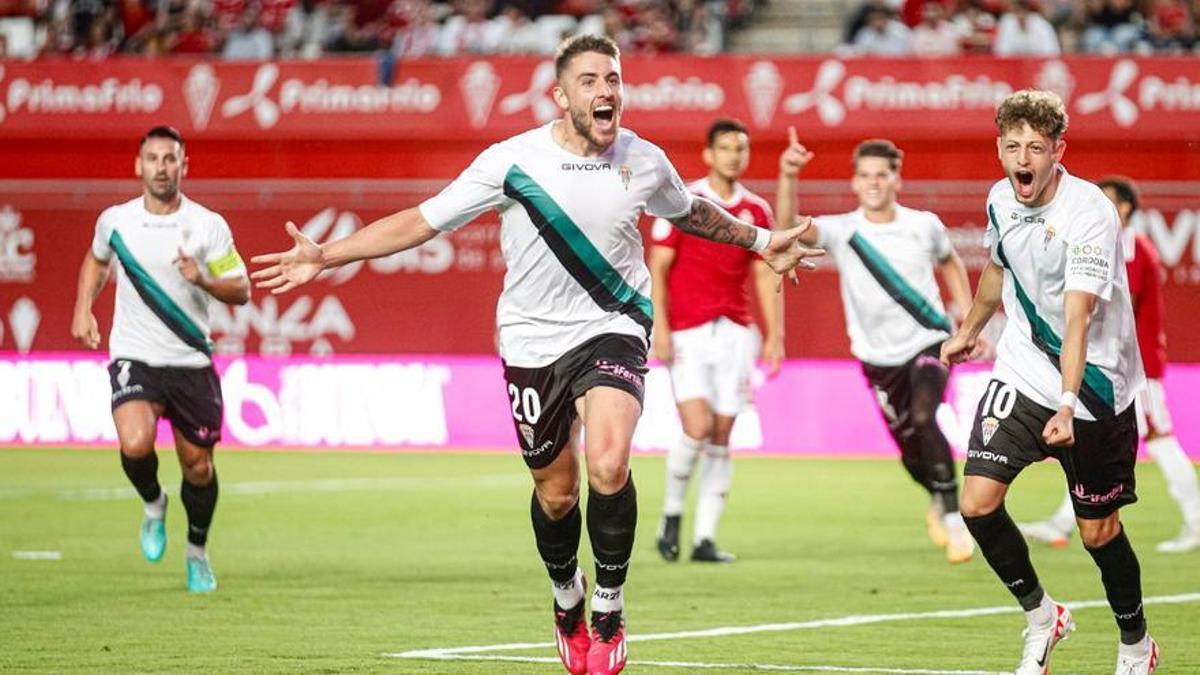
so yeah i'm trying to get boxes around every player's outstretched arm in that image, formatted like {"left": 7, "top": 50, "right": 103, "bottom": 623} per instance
{"left": 668, "top": 198, "right": 824, "bottom": 281}
{"left": 776, "top": 126, "right": 819, "bottom": 247}
{"left": 941, "top": 260, "right": 1003, "bottom": 365}
{"left": 71, "top": 251, "right": 109, "bottom": 350}
{"left": 1043, "top": 290, "right": 1098, "bottom": 447}
{"left": 252, "top": 209, "right": 438, "bottom": 294}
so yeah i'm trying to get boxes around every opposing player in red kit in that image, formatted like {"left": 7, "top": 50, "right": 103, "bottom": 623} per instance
{"left": 650, "top": 119, "right": 784, "bottom": 564}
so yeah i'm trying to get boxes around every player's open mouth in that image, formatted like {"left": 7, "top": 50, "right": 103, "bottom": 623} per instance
{"left": 1014, "top": 169, "right": 1035, "bottom": 199}
{"left": 593, "top": 104, "right": 615, "bottom": 129}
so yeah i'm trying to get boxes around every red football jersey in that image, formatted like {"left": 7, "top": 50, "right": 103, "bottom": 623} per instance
{"left": 1124, "top": 227, "right": 1168, "bottom": 378}
{"left": 651, "top": 179, "right": 774, "bottom": 331}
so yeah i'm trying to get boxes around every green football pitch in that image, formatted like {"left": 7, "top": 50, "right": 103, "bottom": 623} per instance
{"left": 2, "top": 448, "right": 1196, "bottom": 673}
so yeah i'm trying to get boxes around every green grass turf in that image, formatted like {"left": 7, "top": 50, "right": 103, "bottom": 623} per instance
{"left": 1, "top": 447, "right": 1196, "bottom": 673}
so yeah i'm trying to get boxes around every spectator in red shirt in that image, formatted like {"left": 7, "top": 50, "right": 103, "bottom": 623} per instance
{"left": 260, "top": 0, "right": 298, "bottom": 34}
{"left": 171, "top": 7, "right": 219, "bottom": 53}
{"left": 212, "top": 0, "right": 248, "bottom": 33}
{"left": 116, "top": 0, "right": 156, "bottom": 50}
{"left": 1146, "top": 0, "right": 1194, "bottom": 49}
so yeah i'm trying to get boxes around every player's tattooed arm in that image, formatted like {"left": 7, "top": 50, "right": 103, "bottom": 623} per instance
{"left": 670, "top": 198, "right": 823, "bottom": 279}
{"left": 668, "top": 197, "right": 759, "bottom": 249}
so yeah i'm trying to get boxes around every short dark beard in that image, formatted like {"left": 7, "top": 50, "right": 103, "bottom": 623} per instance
{"left": 147, "top": 184, "right": 179, "bottom": 203}
{"left": 569, "top": 106, "right": 593, "bottom": 146}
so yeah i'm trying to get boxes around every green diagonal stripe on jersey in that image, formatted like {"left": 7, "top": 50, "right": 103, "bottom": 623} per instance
{"left": 991, "top": 217, "right": 1116, "bottom": 417}
{"left": 847, "top": 231, "right": 951, "bottom": 333}
{"left": 503, "top": 165, "right": 654, "bottom": 334}
{"left": 109, "top": 230, "right": 213, "bottom": 357}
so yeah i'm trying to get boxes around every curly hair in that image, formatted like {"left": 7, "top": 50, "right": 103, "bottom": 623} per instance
{"left": 995, "top": 89, "right": 1069, "bottom": 139}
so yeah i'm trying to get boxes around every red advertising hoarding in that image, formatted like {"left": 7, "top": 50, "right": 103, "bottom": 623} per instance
{"left": 2, "top": 57, "right": 1198, "bottom": 143}
{"left": 1, "top": 56, "right": 1197, "bottom": 360}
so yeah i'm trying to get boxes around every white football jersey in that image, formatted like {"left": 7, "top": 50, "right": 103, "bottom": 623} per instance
{"left": 92, "top": 195, "right": 245, "bottom": 368}
{"left": 420, "top": 123, "right": 694, "bottom": 367}
{"left": 815, "top": 205, "right": 954, "bottom": 366}
{"left": 985, "top": 166, "right": 1144, "bottom": 420}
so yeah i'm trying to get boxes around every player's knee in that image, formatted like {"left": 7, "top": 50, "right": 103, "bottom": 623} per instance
{"left": 1078, "top": 514, "right": 1122, "bottom": 548}
{"left": 710, "top": 420, "right": 735, "bottom": 447}
{"left": 182, "top": 454, "right": 214, "bottom": 486}
{"left": 587, "top": 455, "right": 630, "bottom": 494}
{"left": 119, "top": 431, "right": 156, "bottom": 458}
{"left": 959, "top": 491, "right": 1002, "bottom": 519}
{"left": 681, "top": 419, "right": 713, "bottom": 442}
{"left": 537, "top": 488, "right": 580, "bottom": 519}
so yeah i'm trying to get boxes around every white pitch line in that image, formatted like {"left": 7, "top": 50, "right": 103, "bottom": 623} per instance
{"left": 0, "top": 474, "right": 526, "bottom": 501}
{"left": 388, "top": 592, "right": 1200, "bottom": 662}
{"left": 12, "top": 550, "right": 63, "bottom": 560}
{"left": 399, "top": 654, "right": 1006, "bottom": 674}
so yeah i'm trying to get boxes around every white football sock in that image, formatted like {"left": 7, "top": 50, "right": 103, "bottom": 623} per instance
{"left": 943, "top": 510, "right": 968, "bottom": 532}
{"left": 1025, "top": 592, "right": 1057, "bottom": 628}
{"left": 185, "top": 542, "right": 207, "bottom": 561}
{"left": 591, "top": 584, "right": 624, "bottom": 613}
{"left": 144, "top": 491, "right": 167, "bottom": 519}
{"left": 1147, "top": 435, "right": 1200, "bottom": 530}
{"left": 694, "top": 443, "right": 731, "bottom": 543}
{"left": 663, "top": 435, "right": 703, "bottom": 516}
{"left": 1118, "top": 633, "right": 1153, "bottom": 658}
{"left": 552, "top": 567, "right": 585, "bottom": 610}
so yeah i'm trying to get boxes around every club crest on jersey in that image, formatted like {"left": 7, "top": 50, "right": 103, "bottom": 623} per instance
{"left": 1043, "top": 223, "right": 1057, "bottom": 248}
{"left": 618, "top": 164, "right": 631, "bottom": 191}
{"left": 981, "top": 416, "right": 999, "bottom": 446}
{"left": 519, "top": 423, "right": 535, "bottom": 448}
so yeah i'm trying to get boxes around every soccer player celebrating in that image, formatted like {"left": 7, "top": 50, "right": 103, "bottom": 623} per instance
{"left": 776, "top": 129, "right": 976, "bottom": 564}
{"left": 650, "top": 118, "right": 784, "bottom": 565}
{"left": 251, "top": 35, "right": 822, "bottom": 675}
{"left": 943, "top": 91, "right": 1158, "bottom": 673}
{"left": 1018, "top": 176, "right": 1200, "bottom": 554}
{"left": 71, "top": 126, "right": 250, "bottom": 594}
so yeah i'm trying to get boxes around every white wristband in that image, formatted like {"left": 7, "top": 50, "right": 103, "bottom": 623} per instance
{"left": 751, "top": 227, "right": 771, "bottom": 254}
{"left": 1059, "top": 391, "right": 1078, "bottom": 412}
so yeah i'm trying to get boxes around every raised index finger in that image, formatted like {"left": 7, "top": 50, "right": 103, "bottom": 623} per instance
{"left": 788, "top": 125, "right": 798, "bottom": 146}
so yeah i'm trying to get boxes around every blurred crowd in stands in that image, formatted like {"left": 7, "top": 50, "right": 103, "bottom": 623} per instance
{"left": 843, "top": 0, "right": 1197, "bottom": 55}
{"left": 0, "top": 0, "right": 1194, "bottom": 59}
{"left": 0, "top": 0, "right": 755, "bottom": 59}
